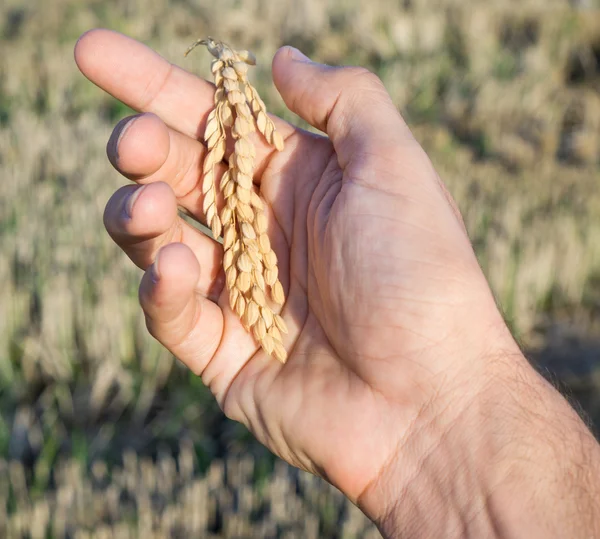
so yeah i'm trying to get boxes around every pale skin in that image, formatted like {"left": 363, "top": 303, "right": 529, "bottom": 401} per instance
{"left": 75, "top": 29, "right": 600, "bottom": 538}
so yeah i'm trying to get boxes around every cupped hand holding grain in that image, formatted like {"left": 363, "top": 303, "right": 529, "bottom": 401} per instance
{"left": 75, "top": 30, "right": 600, "bottom": 539}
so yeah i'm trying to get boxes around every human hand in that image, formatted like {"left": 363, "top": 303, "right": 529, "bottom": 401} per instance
{"left": 75, "top": 29, "right": 600, "bottom": 538}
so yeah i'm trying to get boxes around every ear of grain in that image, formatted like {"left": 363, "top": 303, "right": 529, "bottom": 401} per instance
{"left": 187, "top": 38, "right": 288, "bottom": 363}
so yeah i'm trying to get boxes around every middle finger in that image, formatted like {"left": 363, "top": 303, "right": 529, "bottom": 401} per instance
{"left": 107, "top": 112, "right": 227, "bottom": 224}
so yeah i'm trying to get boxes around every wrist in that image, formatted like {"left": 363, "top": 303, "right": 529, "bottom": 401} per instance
{"left": 358, "top": 348, "right": 600, "bottom": 539}
{"left": 357, "top": 351, "right": 510, "bottom": 539}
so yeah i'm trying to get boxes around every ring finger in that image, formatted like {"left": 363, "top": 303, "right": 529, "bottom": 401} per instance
{"left": 103, "top": 180, "right": 225, "bottom": 301}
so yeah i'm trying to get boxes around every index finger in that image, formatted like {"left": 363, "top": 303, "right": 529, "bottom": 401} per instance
{"left": 75, "top": 28, "right": 215, "bottom": 140}
{"left": 74, "top": 29, "right": 295, "bottom": 168}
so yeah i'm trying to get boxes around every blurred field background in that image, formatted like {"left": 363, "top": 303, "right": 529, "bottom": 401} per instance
{"left": 1, "top": 0, "right": 600, "bottom": 537}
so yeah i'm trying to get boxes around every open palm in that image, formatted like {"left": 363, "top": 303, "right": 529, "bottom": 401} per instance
{"left": 75, "top": 29, "right": 516, "bottom": 512}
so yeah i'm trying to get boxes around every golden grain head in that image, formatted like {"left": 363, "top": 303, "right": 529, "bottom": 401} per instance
{"left": 185, "top": 38, "right": 289, "bottom": 362}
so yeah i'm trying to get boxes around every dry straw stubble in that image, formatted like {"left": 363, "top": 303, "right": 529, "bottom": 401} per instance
{"left": 185, "top": 38, "right": 288, "bottom": 363}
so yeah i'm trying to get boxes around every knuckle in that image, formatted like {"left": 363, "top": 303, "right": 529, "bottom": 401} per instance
{"left": 344, "top": 66, "right": 384, "bottom": 90}
{"left": 143, "top": 312, "right": 162, "bottom": 343}
{"left": 221, "top": 393, "right": 241, "bottom": 422}
{"left": 188, "top": 361, "right": 206, "bottom": 379}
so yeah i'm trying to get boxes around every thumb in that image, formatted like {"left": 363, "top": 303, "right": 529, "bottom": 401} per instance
{"left": 272, "top": 46, "right": 414, "bottom": 169}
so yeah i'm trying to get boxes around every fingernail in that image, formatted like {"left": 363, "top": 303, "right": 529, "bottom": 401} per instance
{"left": 288, "top": 47, "right": 311, "bottom": 63}
{"left": 150, "top": 252, "right": 160, "bottom": 283}
{"left": 125, "top": 184, "right": 147, "bottom": 218}
{"left": 107, "top": 114, "right": 141, "bottom": 168}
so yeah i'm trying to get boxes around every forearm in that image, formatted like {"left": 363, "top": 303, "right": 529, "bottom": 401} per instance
{"left": 481, "top": 361, "right": 600, "bottom": 539}
{"left": 359, "top": 352, "right": 600, "bottom": 539}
